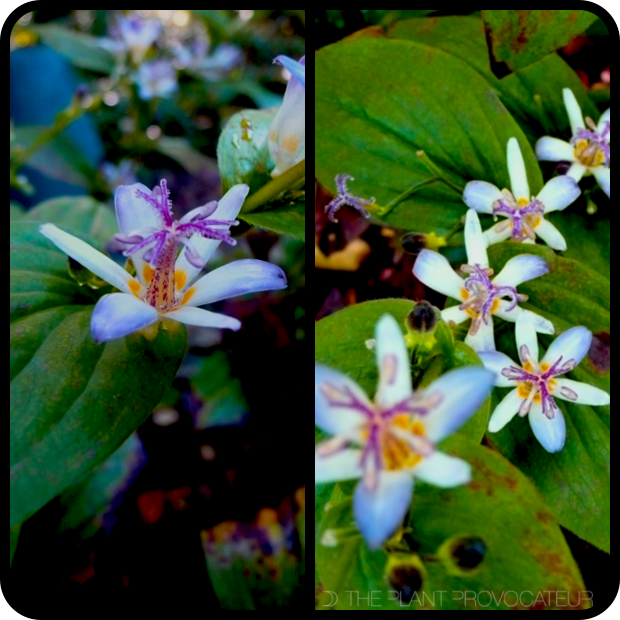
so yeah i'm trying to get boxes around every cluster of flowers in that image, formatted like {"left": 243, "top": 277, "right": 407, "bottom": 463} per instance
{"left": 315, "top": 90, "right": 610, "bottom": 550}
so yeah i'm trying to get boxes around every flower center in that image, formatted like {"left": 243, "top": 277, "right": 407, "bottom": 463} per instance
{"left": 459, "top": 264, "right": 526, "bottom": 332}
{"left": 145, "top": 233, "right": 177, "bottom": 312}
{"left": 492, "top": 190, "right": 544, "bottom": 242}
{"left": 572, "top": 119, "right": 610, "bottom": 168}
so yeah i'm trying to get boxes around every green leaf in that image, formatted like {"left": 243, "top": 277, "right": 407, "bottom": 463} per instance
{"left": 10, "top": 202, "right": 25, "bottom": 221}
{"left": 240, "top": 196, "right": 305, "bottom": 241}
{"left": 30, "top": 24, "right": 114, "bottom": 74}
{"left": 22, "top": 196, "right": 118, "bottom": 247}
{"left": 486, "top": 243, "right": 610, "bottom": 552}
{"left": 217, "top": 108, "right": 276, "bottom": 194}
{"left": 315, "top": 36, "right": 542, "bottom": 235}
{"left": 316, "top": 438, "right": 589, "bottom": 610}
{"left": 156, "top": 136, "right": 218, "bottom": 175}
{"left": 482, "top": 10, "right": 598, "bottom": 71}
{"left": 10, "top": 523, "right": 21, "bottom": 567}
{"left": 10, "top": 222, "right": 187, "bottom": 527}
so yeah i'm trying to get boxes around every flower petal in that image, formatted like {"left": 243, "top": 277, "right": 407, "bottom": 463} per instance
{"left": 464, "top": 209, "right": 489, "bottom": 268}
{"left": 484, "top": 221, "right": 513, "bottom": 246}
{"left": 553, "top": 378, "right": 610, "bottom": 407}
{"left": 493, "top": 254, "right": 549, "bottom": 287}
{"left": 413, "top": 249, "right": 464, "bottom": 300}
{"left": 39, "top": 224, "right": 134, "bottom": 294}
{"left": 598, "top": 108, "right": 610, "bottom": 131}
{"left": 423, "top": 366, "right": 495, "bottom": 443}
{"left": 536, "top": 176, "right": 581, "bottom": 213}
{"left": 488, "top": 388, "right": 522, "bottom": 432}
{"left": 413, "top": 452, "right": 471, "bottom": 488}
{"left": 465, "top": 315, "right": 495, "bottom": 352}
{"left": 315, "top": 364, "right": 373, "bottom": 436}
{"left": 516, "top": 311, "right": 540, "bottom": 364}
{"left": 184, "top": 259, "right": 287, "bottom": 307}
{"left": 174, "top": 184, "right": 250, "bottom": 289}
{"left": 275, "top": 54, "right": 305, "bottom": 87}
{"left": 478, "top": 351, "right": 517, "bottom": 388}
{"left": 495, "top": 303, "right": 555, "bottom": 336}
{"left": 535, "top": 219, "right": 567, "bottom": 251}
{"left": 536, "top": 137, "right": 576, "bottom": 162}
{"left": 165, "top": 306, "right": 241, "bottom": 331}
{"left": 462, "top": 181, "right": 502, "bottom": 214}
{"left": 353, "top": 472, "right": 414, "bottom": 550}
{"left": 542, "top": 326, "right": 593, "bottom": 368}
{"left": 441, "top": 306, "right": 470, "bottom": 326}
{"left": 563, "top": 88, "right": 585, "bottom": 135}
{"left": 375, "top": 314, "right": 412, "bottom": 409}
{"left": 592, "top": 167, "right": 610, "bottom": 198}
{"left": 90, "top": 293, "right": 159, "bottom": 343}
{"left": 567, "top": 163, "right": 587, "bottom": 182}
{"left": 315, "top": 448, "right": 363, "bottom": 484}
{"left": 507, "top": 138, "right": 530, "bottom": 201}
{"left": 529, "top": 401, "right": 566, "bottom": 453}
{"left": 115, "top": 183, "right": 165, "bottom": 233}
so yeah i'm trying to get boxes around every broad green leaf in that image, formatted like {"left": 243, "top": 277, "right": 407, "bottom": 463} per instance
{"left": 240, "top": 197, "right": 305, "bottom": 241}
{"left": 486, "top": 243, "right": 610, "bottom": 552}
{"left": 315, "top": 300, "right": 491, "bottom": 443}
{"left": 317, "top": 438, "right": 589, "bottom": 610}
{"left": 482, "top": 10, "right": 598, "bottom": 71}
{"left": 30, "top": 24, "right": 114, "bottom": 74}
{"left": 10, "top": 523, "right": 21, "bottom": 567}
{"left": 363, "top": 10, "right": 439, "bottom": 25}
{"left": 10, "top": 222, "right": 186, "bottom": 527}
{"left": 22, "top": 196, "right": 118, "bottom": 247}
{"left": 315, "top": 36, "right": 542, "bottom": 235}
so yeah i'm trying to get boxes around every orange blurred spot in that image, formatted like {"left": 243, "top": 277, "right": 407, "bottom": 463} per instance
{"left": 137, "top": 490, "right": 165, "bottom": 524}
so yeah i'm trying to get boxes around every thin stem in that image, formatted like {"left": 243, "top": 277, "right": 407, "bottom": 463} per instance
{"left": 376, "top": 177, "right": 439, "bottom": 216}
{"left": 242, "top": 159, "right": 306, "bottom": 214}
{"left": 416, "top": 150, "right": 465, "bottom": 196}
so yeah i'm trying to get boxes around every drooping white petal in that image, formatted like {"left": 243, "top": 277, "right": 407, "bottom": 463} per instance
{"left": 567, "top": 163, "right": 587, "bottom": 182}
{"left": 598, "top": 108, "right": 610, "bottom": 133}
{"left": 507, "top": 138, "right": 530, "bottom": 201}
{"left": 493, "top": 254, "right": 549, "bottom": 287}
{"left": 484, "top": 221, "right": 513, "bottom": 246}
{"left": 553, "top": 378, "right": 610, "bottom": 407}
{"left": 353, "top": 472, "right": 414, "bottom": 550}
{"left": 39, "top": 224, "right": 134, "bottom": 294}
{"left": 465, "top": 315, "right": 495, "bottom": 352}
{"left": 375, "top": 314, "right": 413, "bottom": 409}
{"left": 478, "top": 351, "right": 518, "bottom": 388}
{"left": 516, "top": 312, "right": 540, "bottom": 364}
{"left": 495, "top": 303, "right": 555, "bottom": 335}
{"left": 536, "top": 137, "right": 576, "bottom": 163}
{"left": 542, "top": 326, "right": 593, "bottom": 368}
{"left": 164, "top": 305, "right": 241, "bottom": 331}
{"left": 535, "top": 219, "right": 567, "bottom": 251}
{"left": 275, "top": 54, "right": 305, "bottom": 86}
{"left": 536, "top": 176, "right": 581, "bottom": 213}
{"left": 441, "top": 305, "right": 470, "bottom": 326}
{"left": 529, "top": 401, "right": 566, "bottom": 453}
{"left": 184, "top": 259, "right": 287, "bottom": 307}
{"left": 488, "top": 388, "right": 522, "bottom": 432}
{"left": 422, "top": 366, "right": 495, "bottom": 443}
{"left": 413, "top": 250, "right": 464, "bottom": 300}
{"left": 90, "top": 293, "right": 159, "bottom": 343}
{"left": 462, "top": 181, "right": 502, "bottom": 214}
{"left": 315, "top": 364, "right": 373, "bottom": 436}
{"left": 592, "top": 167, "right": 610, "bottom": 198}
{"left": 174, "top": 184, "right": 250, "bottom": 289}
{"left": 412, "top": 452, "right": 471, "bottom": 488}
{"left": 315, "top": 448, "right": 363, "bottom": 484}
{"left": 464, "top": 209, "right": 489, "bottom": 268}
{"left": 563, "top": 88, "right": 586, "bottom": 135}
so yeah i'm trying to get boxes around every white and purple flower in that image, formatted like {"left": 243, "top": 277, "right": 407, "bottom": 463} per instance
{"left": 40, "top": 181, "right": 287, "bottom": 343}
{"left": 413, "top": 210, "right": 554, "bottom": 352}
{"left": 324, "top": 174, "right": 375, "bottom": 223}
{"left": 464, "top": 138, "right": 581, "bottom": 251}
{"left": 135, "top": 60, "right": 178, "bottom": 100}
{"left": 118, "top": 15, "right": 162, "bottom": 64}
{"left": 479, "top": 314, "right": 610, "bottom": 453}
{"left": 315, "top": 314, "right": 495, "bottom": 550}
{"left": 536, "top": 89, "right": 610, "bottom": 198}
{"left": 268, "top": 55, "right": 305, "bottom": 178}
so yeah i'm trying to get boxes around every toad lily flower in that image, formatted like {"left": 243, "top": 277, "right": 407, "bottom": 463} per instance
{"left": 268, "top": 55, "right": 305, "bottom": 177}
{"left": 325, "top": 174, "right": 375, "bottom": 223}
{"left": 464, "top": 138, "right": 581, "bottom": 251}
{"left": 315, "top": 314, "right": 495, "bottom": 550}
{"left": 39, "top": 181, "right": 287, "bottom": 343}
{"left": 479, "top": 314, "right": 610, "bottom": 453}
{"left": 536, "top": 89, "right": 610, "bottom": 198}
{"left": 135, "top": 60, "right": 178, "bottom": 100}
{"left": 413, "top": 210, "right": 554, "bottom": 352}
{"left": 118, "top": 16, "right": 162, "bottom": 64}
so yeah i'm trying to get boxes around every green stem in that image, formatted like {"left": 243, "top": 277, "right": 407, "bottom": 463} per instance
{"left": 444, "top": 215, "right": 466, "bottom": 242}
{"left": 242, "top": 159, "right": 305, "bottom": 213}
{"left": 416, "top": 150, "right": 465, "bottom": 196}
{"left": 376, "top": 177, "right": 438, "bottom": 217}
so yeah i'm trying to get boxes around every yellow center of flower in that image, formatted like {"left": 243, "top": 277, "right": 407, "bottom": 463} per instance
{"left": 461, "top": 289, "right": 500, "bottom": 318}
{"left": 574, "top": 139, "right": 606, "bottom": 168}
{"left": 516, "top": 362, "right": 556, "bottom": 401}
{"left": 381, "top": 416, "right": 426, "bottom": 470}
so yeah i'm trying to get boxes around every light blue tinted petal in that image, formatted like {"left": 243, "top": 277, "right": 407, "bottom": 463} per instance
{"left": 554, "top": 378, "right": 610, "bottom": 407}
{"left": 592, "top": 167, "right": 610, "bottom": 198}
{"left": 462, "top": 181, "right": 502, "bottom": 214}
{"left": 465, "top": 315, "right": 496, "bottom": 352}
{"left": 165, "top": 306, "right": 241, "bottom": 331}
{"left": 90, "top": 293, "right": 159, "bottom": 343}
{"left": 478, "top": 351, "right": 517, "bottom": 388}
{"left": 529, "top": 401, "right": 566, "bottom": 453}
{"left": 275, "top": 54, "right": 305, "bottom": 87}
{"left": 536, "top": 176, "right": 581, "bottom": 213}
{"left": 536, "top": 137, "right": 575, "bottom": 162}
{"left": 464, "top": 209, "right": 489, "bottom": 268}
{"left": 493, "top": 254, "right": 549, "bottom": 287}
{"left": 413, "top": 249, "right": 464, "bottom": 300}
{"left": 542, "top": 326, "right": 592, "bottom": 368}
{"left": 413, "top": 452, "right": 471, "bottom": 488}
{"left": 507, "top": 138, "right": 530, "bottom": 201}
{"left": 488, "top": 388, "right": 522, "bottom": 432}
{"left": 315, "top": 448, "right": 363, "bottom": 484}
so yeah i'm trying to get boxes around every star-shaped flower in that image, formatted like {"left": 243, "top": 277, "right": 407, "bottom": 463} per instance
{"left": 479, "top": 314, "right": 610, "bottom": 453}
{"left": 536, "top": 89, "right": 610, "bottom": 198}
{"left": 324, "top": 174, "right": 375, "bottom": 223}
{"left": 463, "top": 138, "right": 581, "bottom": 251}
{"left": 135, "top": 60, "right": 178, "bottom": 101}
{"left": 315, "top": 314, "right": 495, "bottom": 550}
{"left": 40, "top": 181, "right": 287, "bottom": 343}
{"left": 413, "top": 210, "right": 554, "bottom": 352}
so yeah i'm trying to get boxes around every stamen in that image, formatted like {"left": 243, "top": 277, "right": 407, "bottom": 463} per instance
{"left": 571, "top": 121, "right": 610, "bottom": 167}
{"left": 492, "top": 191, "right": 545, "bottom": 242}
{"left": 325, "top": 174, "right": 375, "bottom": 223}
{"left": 560, "top": 386, "right": 579, "bottom": 401}
{"left": 520, "top": 345, "right": 531, "bottom": 362}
